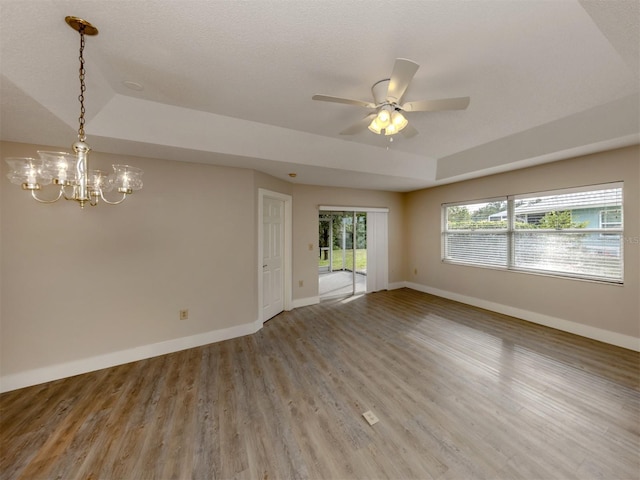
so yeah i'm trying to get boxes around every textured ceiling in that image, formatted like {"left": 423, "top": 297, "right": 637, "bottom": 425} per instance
{"left": 1, "top": 0, "right": 638, "bottom": 191}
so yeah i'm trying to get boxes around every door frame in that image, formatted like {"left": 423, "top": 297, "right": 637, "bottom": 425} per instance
{"left": 258, "top": 188, "right": 292, "bottom": 323}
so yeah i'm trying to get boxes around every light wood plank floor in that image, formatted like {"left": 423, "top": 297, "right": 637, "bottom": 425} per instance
{"left": 1, "top": 288, "right": 639, "bottom": 479}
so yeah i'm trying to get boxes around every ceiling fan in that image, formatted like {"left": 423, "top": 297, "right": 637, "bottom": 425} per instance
{"left": 312, "top": 58, "right": 470, "bottom": 138}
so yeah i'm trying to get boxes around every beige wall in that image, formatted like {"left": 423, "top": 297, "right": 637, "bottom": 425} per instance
{"left": 291, "top": 184, "right": 405, "bottom": 301}
{"left": 0, "top": 143, "right": 402, "bottom": 381}
{"left": 2, "top": 139, "right": 637, "bottom": 386}
{"left": 254, "top": 171, "right": 294, "bottom": 197}
{"left": 405, "top": 145, "right": 640, "bottom": 338}
{"left": 0, "top": 141, "right": 265, "bottom": 377}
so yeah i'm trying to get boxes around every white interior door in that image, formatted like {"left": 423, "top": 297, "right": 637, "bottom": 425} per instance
{"left": 262, "top": 196, "right": 285, "bottom": 321}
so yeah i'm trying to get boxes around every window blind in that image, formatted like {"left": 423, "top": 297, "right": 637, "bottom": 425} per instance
{"left": 442, "top": 183, "right": 623, "bottom": 283}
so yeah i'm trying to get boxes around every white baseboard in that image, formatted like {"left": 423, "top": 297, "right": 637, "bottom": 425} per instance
{"left": 291, "top": 296, "right": 320, "bottom": 309}
{"left": 404, "top": 282, "right": 640, "bottom": 352}
{"left": 5, "top": 284, "right": 637, "bottom": 393}
{"left": 0, "top": 319, "right": 262, "bottom": 393}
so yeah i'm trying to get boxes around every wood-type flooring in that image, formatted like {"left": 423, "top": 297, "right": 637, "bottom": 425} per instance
{"left": 1, "top": 288, "right": 639, "bottom": 479}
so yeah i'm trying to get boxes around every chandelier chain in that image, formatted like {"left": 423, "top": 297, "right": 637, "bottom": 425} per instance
{"left": 77, "top": 25, "right": 86, "bottom": 142}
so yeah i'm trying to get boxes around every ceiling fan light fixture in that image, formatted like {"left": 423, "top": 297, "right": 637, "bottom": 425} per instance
{"left": 376, "top": 107, "right": 392, "bottom": 128}
{"left": 369, "top": 107, "right": 408, "bottom": 136}
{"left": 384, "top": 123, "right": 398, "bottom": 136}
{"left": 392, "top": 110, "right": 408, "bottom": 131}
{"left": 368, "top": 118, "right": 383, "bottom": 134}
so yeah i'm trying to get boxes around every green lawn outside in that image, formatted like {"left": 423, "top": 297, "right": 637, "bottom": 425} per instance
{"left": 319, "top": 248, "right": 367, "bottom": 272}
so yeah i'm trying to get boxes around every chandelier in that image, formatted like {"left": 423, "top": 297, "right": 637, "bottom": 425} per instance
{"left": 367, "top": 104, "right": 409, "bottom": 136}
{"left": 4, "top": 16, "right": 143, "bottom": 208}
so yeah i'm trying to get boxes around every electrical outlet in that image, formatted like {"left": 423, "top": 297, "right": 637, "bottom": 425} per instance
{"left": 362, "top": 410, "right": 379, "bottom": 426}
{"left": 298, "top": 280, "right": 304, "bottom": 287}
{"left": 414, "top": 268, "right": 418, "bottom": 275}
{"left": 179, "top": 309, "right": 189, "bottom": 320}
{"left": 308, "top": 243, "right": 314, "bottom": 251}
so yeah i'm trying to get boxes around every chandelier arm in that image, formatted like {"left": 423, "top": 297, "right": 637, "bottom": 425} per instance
{"left": 61, "top": 184, "right": 82, "bottom": 201}
{"left": 31, "top": 188, "right": 64, "bottom": 203}
{"left": 99, "top": 190, "right": 128, "bottom": 205}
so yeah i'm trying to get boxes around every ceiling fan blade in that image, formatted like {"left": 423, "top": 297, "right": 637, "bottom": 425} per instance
{"left": 312, "top": 94, "right": 375, "bottom": 109}
{"left": 401, "top": 96, "right": 470, "bottom": 112}
{"left": 400, "top": 124, "right": 419, "bottom": 138}
{"left": 340, "top": 113, "right": 377, "bottom": 135}
{"left": 386, "top": 58, "right": 419, "bottom": 103}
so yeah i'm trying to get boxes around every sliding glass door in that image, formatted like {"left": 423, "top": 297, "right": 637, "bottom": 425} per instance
{"left": 318, "top": 211, "right": 367, "bottom": 298}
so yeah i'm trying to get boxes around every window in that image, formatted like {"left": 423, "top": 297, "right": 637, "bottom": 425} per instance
{"left": 442, "top": 183, "right": 623, "bottom": 283}
{"left": 600, "top": 209, "right": 622, "bottom": 229}
{"left": 443, "top": 199, "right": 508, "bottom": 268}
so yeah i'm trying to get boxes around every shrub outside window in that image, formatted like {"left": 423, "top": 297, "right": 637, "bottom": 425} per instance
{"left": 442, "top": 183, "right": 623, "bottom": 283}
